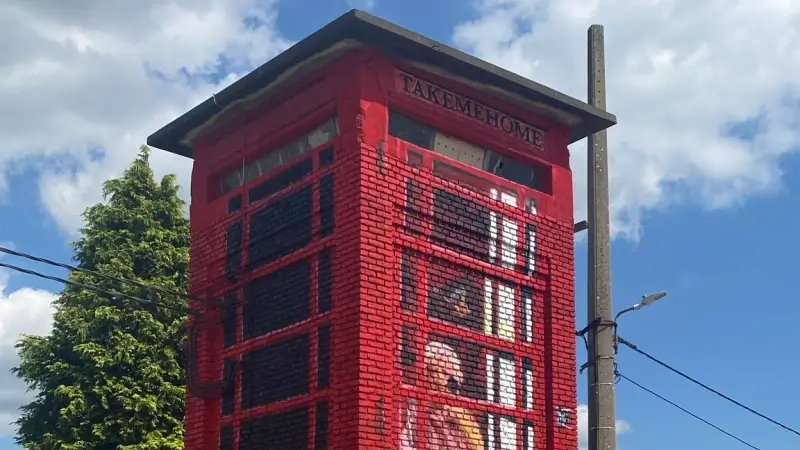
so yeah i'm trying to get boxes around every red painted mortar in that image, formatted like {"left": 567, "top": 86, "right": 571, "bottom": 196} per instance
{"left": 184, "top": 49, "right": 577, "bottom": 450}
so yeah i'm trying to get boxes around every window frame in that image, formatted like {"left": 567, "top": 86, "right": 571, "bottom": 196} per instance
{"left": 395, "top": 137, "right": 543, "bottom": 215}
{"left": 386, "top": 107, "right": 553, "bottom": 201}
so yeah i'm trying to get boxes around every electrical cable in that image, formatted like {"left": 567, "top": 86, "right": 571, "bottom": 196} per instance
{"left": 618, "top": 336, "right": 800, "bottom": 438}
{"left": 0, "top": 249, "right": 232, "bottom": 396}
{"left": 0, "top": 245, "right": 222, "bottom": 307}
{"left": 617, "top": 371, "right": 762, "bottom": 450}
{"left": 0, "top": 261, "right": 192, "bottom": 316}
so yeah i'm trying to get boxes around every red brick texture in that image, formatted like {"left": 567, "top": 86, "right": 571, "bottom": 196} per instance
{"left": 183, "top": 49, "right": 578, "bottom": 450}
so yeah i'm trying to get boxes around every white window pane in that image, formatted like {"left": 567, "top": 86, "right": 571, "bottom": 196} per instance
{"left": 500, "top": 417, "right": 517, "bottom": 450}
{"left": 498, "top": 284, "right": 515, "bottom": 341}
{"left": 487, "top": 414, "right": 497, "bottom": 449}
{"left": 524, "top": 365, "right": 533, "bottom": 410}
{"left": 525, "top": 423, "right": 534, "bottom": 450}
{"left": 523, "top": 290, "right": 533, "bottom": 343}
{"left": 484, "top": 278, "right": 494, "bottom": 336}
{"left": 501, "top": 216, "right": 518, "bottom": 269}
{"left": 489, "top": 210, "right": 499, "bottom": 260}
{"left": 498, "top": 355, "right": 516, "bottom": 408}
{"left": 485, "top": 352, "right": 496, "bottom": 403}
{"left": 526, "top": 224, "right": 537, "bottom": 274}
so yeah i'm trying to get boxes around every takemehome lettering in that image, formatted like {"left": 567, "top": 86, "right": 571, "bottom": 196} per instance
{"left": 399, "top": 72, "right": 544, "bottom": 149}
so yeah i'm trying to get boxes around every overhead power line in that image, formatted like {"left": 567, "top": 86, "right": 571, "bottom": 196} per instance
{"left": 0, "top": 245, "right": 221, "bottom": 307}
{"left": 617, "top": 372, "right": 762, "bottom": 450}
{"left": 618, "top": 336, "right": 800, "bottom": 438}
{"left": 1, "top": 252, "right": 218, "bottom": 394}
{"left": 0, "top": 261, "right": 191, "bottom": 316}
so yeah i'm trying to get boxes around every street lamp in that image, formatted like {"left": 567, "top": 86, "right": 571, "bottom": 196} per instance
{"left": 614, "top": 291, "right": 667, "bottom": 322}
{"left": 613, "top": 291, "right": 667, "bottom": 352}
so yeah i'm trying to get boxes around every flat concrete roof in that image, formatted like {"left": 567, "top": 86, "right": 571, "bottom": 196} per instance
{"left": 147, "top": 9, "right": 616, "bottom": 159}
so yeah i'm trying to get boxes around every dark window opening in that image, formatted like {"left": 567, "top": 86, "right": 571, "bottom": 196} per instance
{"left": 248, "top": 157, "right": 313, "bottom": 204}
{"left": 222, "top": 292, "right": 238, "bottom": 348}
{"left": 227, "top": 194, "right": 242, "bottom": 215}
{"left": 317, "top": 324, "right": 330, "bottom": 389}
{"left": 225, "top": 221, "right": 243, "bottom": 281}
{"left": 317, "top": 250, "right": 332, "bottom": 313}
{"left": 247, "top": 185, "right": 313, "bottom": 269}
{"left": 318, "top": 146, "right": 334, "bottom": 167}
{"left": 240, "top": 334, "right": 309, "bottom": 409}
{"left": 404, "top": 179, "right": 424, "bottom": 235}
{"left": 399, "top": 325, "right": 418, "bottom": 386}
{"left": 243, "top": 259, "right": 311, "bottom": 340}
{"left": 484, "top": 151, "right": 542, "bottom": 191}
{"left": 219, "top": 425, "right": 234, "bottom": 450}
{"left": 319, "top": 174, "right": 335, "bottom": 237}
{"left": 314, "top": 402, "right": 329, "bottom": 450}
{"left": 400, "top": 325, "right": 417, "bottom": 368}
{"left": 238, "top": 406, "right": 309, "bottom": 450}
{"left": 221, "top": 358, "right": 236, "bottom": 416}
{"left": 389, "top": 111, "right": 435, "bottom": 149}
{"left": 390, "top": 111, "right": 546, "bottom": 193}
{"left": 400, "top": 250, "right": 418, "bottom": 312}
{"left": 431, "top": 189, "right": 491, "bottom": 261}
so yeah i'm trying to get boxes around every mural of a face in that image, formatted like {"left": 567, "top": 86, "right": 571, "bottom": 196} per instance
{"left": 419, "top": 341, "right": 484, "bottom": 450}
{"left": 425, "top": 341, "right": 463, "bottom": 394}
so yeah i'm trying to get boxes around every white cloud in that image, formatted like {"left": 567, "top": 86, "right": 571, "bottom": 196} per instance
{"left": 0, "top": 0, "right": 292, "bottom": 234}
{"left": 577, "top": 404, "right": 632, "bottom": 450}
{"left": 8, "top": 0, "right": 797, "bottom": 240}
{"left": 0, "top": 0, "right": 292, "bottom": 437}
{"left": 454, "top": 0, "right": 800, "bottom": 239}
{"left": 0, "top": 271, "right": 58, "bottom": 437}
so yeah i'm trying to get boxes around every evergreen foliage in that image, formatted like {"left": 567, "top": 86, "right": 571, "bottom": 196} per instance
{"left": 13, "top": 146, "right": 190, "bottom": 450}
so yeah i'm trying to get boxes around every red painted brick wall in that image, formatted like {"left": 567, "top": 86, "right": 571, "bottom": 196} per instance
{"left": 183, "top": 48, "right": 577, "bottom": 450}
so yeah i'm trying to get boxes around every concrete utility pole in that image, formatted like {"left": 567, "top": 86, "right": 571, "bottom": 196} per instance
{"left": 586, "top": 25, "right": 617, "bottom": 450}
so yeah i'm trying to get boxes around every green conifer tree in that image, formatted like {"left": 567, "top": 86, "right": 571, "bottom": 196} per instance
{"left": 13, "top": 146, "right": 189, "bottom": 450}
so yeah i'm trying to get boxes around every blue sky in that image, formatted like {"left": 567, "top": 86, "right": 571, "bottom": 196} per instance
{"left": 1, "top": 0, "right": 799, "bottom": 449}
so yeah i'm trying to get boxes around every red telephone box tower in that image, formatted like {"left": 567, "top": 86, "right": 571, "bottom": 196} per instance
{"left": 148, "top": 10, "right": 615, "bottom": 450}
